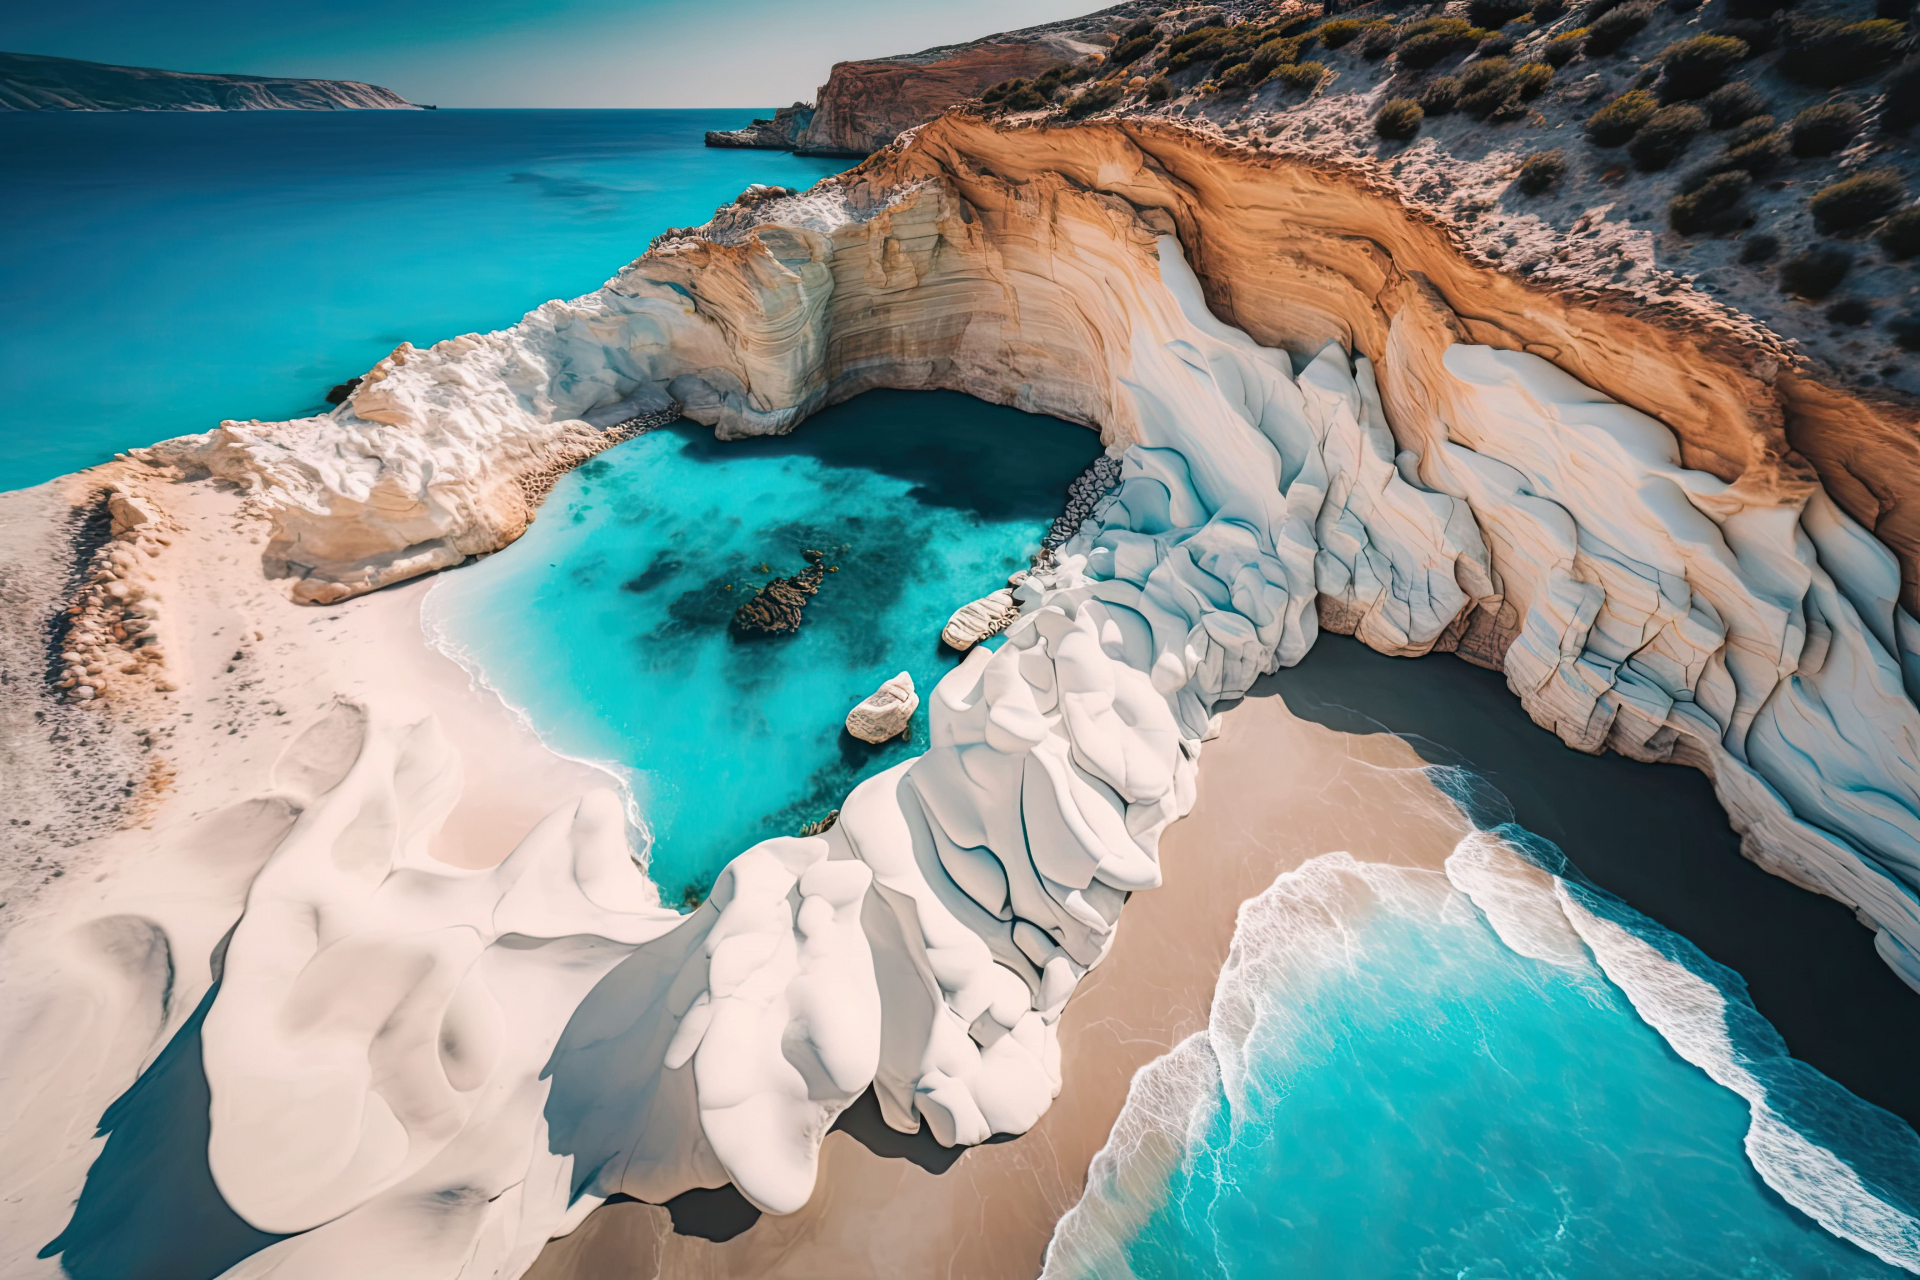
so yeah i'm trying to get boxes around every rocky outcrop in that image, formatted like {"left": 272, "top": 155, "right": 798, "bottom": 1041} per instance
{"left": 731, "top": 550, "right": 826, "bottom": 634}
{"left": 845, "top": 671, "right": 918, "bottom": 742}
{"left": 0, "top": 51, "right": 417, "bottom": 111}
{"left": 704, "top": 102, "right": 813, "bottom": 150}
{"left": 704, "top": 4, "right": 1149, "bottom": 156}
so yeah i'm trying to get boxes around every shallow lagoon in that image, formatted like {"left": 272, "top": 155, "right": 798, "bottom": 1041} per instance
{"left": 427, "top": 389, "right": 1103, "bottom": 903}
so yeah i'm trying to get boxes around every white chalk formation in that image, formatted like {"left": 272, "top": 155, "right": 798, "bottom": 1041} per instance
{"left": 74, "top": 172, "right": 1920, "bottom": 1277}
{"left": 845, "top": 670, "right": 919, "bottom": 742}
{"left": 940, "top": 571, "right": 1029, "bottom": 651}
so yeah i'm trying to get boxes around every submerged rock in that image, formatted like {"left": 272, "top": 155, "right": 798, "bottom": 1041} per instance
{"left": 941, "top": 571, "right": 1029, "bottom": 651}
{"left": 732, "top": 549, "right": 828, "bottom": 635}
{"left": 846, "top": 671, "right": 917, "bottom": 743}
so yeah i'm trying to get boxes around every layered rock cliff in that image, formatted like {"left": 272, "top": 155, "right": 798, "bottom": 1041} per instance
{"left": 703, "top": 2, "right": 1162, "bottom": 154}
{"left": 0, "top": 51, "right": 418, "bottom": 111}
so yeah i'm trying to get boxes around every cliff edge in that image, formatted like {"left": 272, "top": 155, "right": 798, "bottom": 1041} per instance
{"left": 0, "top": 50, "right": 419, "bottom": 111}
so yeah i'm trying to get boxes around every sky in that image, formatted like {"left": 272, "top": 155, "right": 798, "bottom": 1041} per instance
{"left": 1, "top": 0, "right": 1102, "bottom": 108}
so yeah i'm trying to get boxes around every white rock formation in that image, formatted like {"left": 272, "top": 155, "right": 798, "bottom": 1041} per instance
{"left": 940, "top": 576, "right": 1025, "bottom": 650}
{"left": 845, "top": 670, "right": 918, "bottom": 741}
{"left": 109, "top": 138, "right": 1920, "bottom": 1275}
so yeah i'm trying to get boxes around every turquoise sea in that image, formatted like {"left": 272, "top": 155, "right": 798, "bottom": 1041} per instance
{"left": 14, "top": 109, "right": 1920, "bottom": 1279}
{"left": 0, "top": 109, "right": 841, "bottom": 491}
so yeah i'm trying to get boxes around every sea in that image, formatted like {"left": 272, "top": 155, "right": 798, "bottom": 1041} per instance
{"left": 9, "top": 107, "right": 1920, "bottom": 1278}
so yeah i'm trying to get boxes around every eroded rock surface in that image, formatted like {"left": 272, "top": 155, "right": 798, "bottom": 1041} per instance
{"left": 846, "top": 671, "right": 918, "bottom": 741}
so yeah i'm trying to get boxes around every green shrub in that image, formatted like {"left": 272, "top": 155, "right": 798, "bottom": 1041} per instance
{"left": 1586, "top": 89, "right": 1659, "bottom": 144}
{"left": 1421, "top": 74, "right": 1463, "bottom": 114}
{"left": 1877, "top": 204, "right": 1920, "bottom": 256}
{"left": 1779, "top": 20, "right": 1909, "bottom": 88}
{"left": 1397, "top": 18, "right": 1492, "bottom": 67}
{"left": 1145, "top": 74, "right": 1172, "bottom": 101}
{"left": 1111, "top": 34, "right": 1159, "bottom": 66}
{"left": 1470, "top": 0, "right": 1535, "bottom": 27}
{"left": 1511, "top": 61, "right": 1555, "bottom": 98}
{"left": 1780, "top": 246, "right": 1853, "bottom": 298}
{"left": 1533, "top": 0, "right": 1571, "bottom": 19}
{"left": 1358, "top": 26, "right": 1399, "bottom": 59}
{"left": 1656, "top": 35, "right": 1749, "bottom": 100}
{"left": 1545, "top": 31, "right": 1588, "bottom": 65}
{"left": 1167, "top": 26, "right": 1229, "bottom": 59}
{"left": 1002, "top": 83, "right": 1049, "bottom": 110}
{"left": 1810, "top": 169, "right": 1907, "bottom": 231}
{"left": 1725, "top": 114, "right": 1777, "bottom": 146}
{"left": 1167, "top": 27, "right": 1234, "bottom": 71}
{"left": 1516, "top": 148, "right": 1569, "bottom": 193}
{"left": 1376, "top": 97, "right": 1426, "bottom": 139}
{"left": 1790, "top": 102, "right": 1864, "bottom": 157}
{"left": 1478, "top": 32, "right": 1519, "bottom": 57}
{"left": 1120, "top": 18, "right": 1158, "bottom": 42}
{"left": 1741, "top": 231, "right": 1781, "bottom": 262}
{"left": 1584, "top": 2, "right": 1655, "bottom": 55}
{"left": 1721, "top": 126, "right": 1790, "bottom": 173}
{"left": 1064, "top": 80, "right": 1125, "bottom": 116}
{"left": 1884, "top": 58, "right": 1920, "bottom": 131}
{"left": 1669, "top": 169, "right": 1753, "bottom": 231}
{"left": 1628, "top": 103, "right": 1708, "bottom": 169}
{"left": 1318, "top": 18, "right": 1369, "bottom": 47}
{"left": 1269, "top": 61, "right": 1329, "bottom": 91}
{"left": 1703, "top": 81, "right": 1768, "bottom": 128}
{"left": 982, "top": 78, "right": 1023, "bottom": 103}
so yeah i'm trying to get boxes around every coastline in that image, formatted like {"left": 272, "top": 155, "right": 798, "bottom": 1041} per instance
{"left": 523, "top": 688, "right": 1477, "bottom": 1278}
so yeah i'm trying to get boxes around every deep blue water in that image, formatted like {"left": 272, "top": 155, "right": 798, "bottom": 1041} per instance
{"left": 0, "top": 108, "right": 841, "bottom": 491}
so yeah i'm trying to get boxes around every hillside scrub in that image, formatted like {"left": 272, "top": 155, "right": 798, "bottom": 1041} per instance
{"left": 1790, "top": 102, "right": 1865, "bottom": 157}
{"left": 1703, "top": 80, "right": 1768, "bottom": 127}
{"left": 1780, "top": 246, "right": 1853, "bottom": 298}
{"left": 1422, "top": 74, "right": 1463, "bottom": 114}
{"left": 1778, "top": 19, "right": 1909, "bottom": 88}
{"left": 1669, "top": 168, "right": 1753, "bottom": 232}
{"left": 1545, "top": 30, "right": 1588, "bottom": 65}
{"left": 1587, "top": 88, "right": 1659, "bottom": 144}
{"left": 1879, "top": 205, "right": 1920, "bottom": 256}
{"left": 1883, "top": 58, "right": 1920, "bottom": 132}
{"left": 1584, "top": 3, "right": 1656, "bottom": 56}
{"left": 1396, "top": 18, "right": 1493, "bottom": 68}
{"left": 1376, "top": 97, "right": 1425, "bottom": 138}
{"left": 1629, "top": 103, "right": 1709, "bottom": 168}
{"left": 1809, "top": 169, "right": 1907, "bottom": 231}
{"left": 1515, "top": 148, "right": 1569, "bottom": 193}
{"left": 1655, "top": 35, "right": 1749, "bottom": 100}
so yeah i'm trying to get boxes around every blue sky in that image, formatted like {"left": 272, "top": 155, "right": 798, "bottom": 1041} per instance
{"left": 1, "top": 0, "right": 1099, "bottom": 107}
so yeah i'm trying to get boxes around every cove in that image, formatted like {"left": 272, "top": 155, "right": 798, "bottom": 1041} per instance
{"left": 424, "top": 389, "right": 1103, "bottom": 904}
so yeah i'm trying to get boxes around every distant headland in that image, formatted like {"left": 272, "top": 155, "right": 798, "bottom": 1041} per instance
{"left": 0, "top": 50, "right": 420, "bottom": 110}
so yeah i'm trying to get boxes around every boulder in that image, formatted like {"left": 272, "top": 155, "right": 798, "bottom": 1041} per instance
{"left": 845, "top": 671, "right": 918, "bottom": 742}
{"left": 940, "top": 571, "right": 1028, "bottom": 650}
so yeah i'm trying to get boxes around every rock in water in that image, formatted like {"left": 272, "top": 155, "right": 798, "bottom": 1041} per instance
{"left": 845, "top": 672, "right": 918, "bottom": 742}
{"left": 941, "top": 572, "right": 1028, "bottom": 650}
{"left": 732, "top": 549, "right": 827, "bottom": 635}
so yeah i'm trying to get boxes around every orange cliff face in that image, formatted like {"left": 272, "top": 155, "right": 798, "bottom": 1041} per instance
{"left": 797, "top": 43, "right": 1068, "bottom": 155}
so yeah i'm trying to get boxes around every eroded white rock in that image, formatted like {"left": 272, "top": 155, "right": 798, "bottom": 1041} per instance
{"left": 845, "top": 671, "right": 918, "bottom": 742}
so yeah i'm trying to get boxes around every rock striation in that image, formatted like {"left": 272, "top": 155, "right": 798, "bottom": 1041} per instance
{"left": 846, "top": 671, "right": 918, "bottom": 742}
{"left": 119, "top": 109, "right": 1920, "bottom": 1273}
{"left": 0, "top": 51, "right": 418, "bottom": 111}
{"left": 941, "top": 572, "right": 1028, "bottom": 651}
